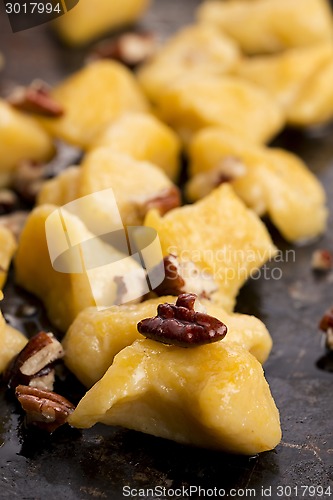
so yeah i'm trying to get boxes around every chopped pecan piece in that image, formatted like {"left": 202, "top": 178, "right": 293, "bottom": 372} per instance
{"left": 154, "top": 255, "right": 185, "bottom": 296}
{"left": 5, "top": 331, "right": 64, "bottom": 391}
{"left": 138, "top": 186, "right": 181, "bottom": 218}
{"left": 0, "top": 189, "right": 18, "bottom": 215}
{"left": 186, "top": 157, "right": 246, "bottom": 201}
{"left": 15, "top": 385, "right": 75, "bottom": 433}
{"left": 88, "top": 32, "right": 157, "bottom": 67}
{"left": 319, "top": 307, "right": 333, "bottom": 332}
{"left": 137, "top": 293, "right": 227, "bottom": 347}
{"left": 144, "top": 186, "right": 181, "bottom": 215}
{"left": 153, "top": 255, "right": 218, "bottom": 299}
{"left": 311, "top": 249, "right": 333, "bottom": 272}
{"left": 319, "top": 307, "right": 333, "bottom": 350}
{"left": 7, "top": 80, "right": 64, "bottom": 117}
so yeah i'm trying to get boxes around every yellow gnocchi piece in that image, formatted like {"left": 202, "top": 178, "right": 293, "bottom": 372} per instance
{"left": 234, "top": 44, "right": 333, "bottom": 116}
{"left": 63, "top": 296, "right": 272, "bottom": 387}
{"left": 37, "top": 166, "right": 81, "bottom": 207}
{"left": 155, "top": 74, "right": 284, "bottom": 144}
{"left": 0, "top": 225, "right": 17, "bottom": 290}
{"left": 89, "top": 113, "right": 181, "bottom": 181}
{"left": 79, "top": 148, "right": 179, "bottom": 226}
{"left": 145, "top": 184, "right": 277, "bottom": 312}
{"left": 198, "top": 0, "right": 333, "bottom": 55}
{"left": 137, "top": 23, "right": 240, "bottom": 103}
{"left": 288, "top": 57, "right": 333, "bottom": 126}
{"left": 0, "top": 293, "right": 27, "bottom": 374}
{"left": 53, "top": 0, "right": 151, "bottom": 46}
{"left": 69, "top": 339, "right": 281, "bottom": 454}
{"left": 187, "top": 128, "right": 328, "bottom": 243}
{"left": 15, "top": 204, "right": 145, "bottom": 332}
{"left": 38, "top": 61, "right": 150, "bottom": 149}
{"left": 38, "top": 149, "right": 180, "bottom": 227}
{"left": 0, "top": 99, "right": 54, "bottom": 187}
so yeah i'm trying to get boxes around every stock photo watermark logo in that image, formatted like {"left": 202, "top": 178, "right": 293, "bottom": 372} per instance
{"left": 4, "top": 0, "right": 80, "bottom": 33}
{"left": 45, "top": 189, "right": 165, "bottom": 310}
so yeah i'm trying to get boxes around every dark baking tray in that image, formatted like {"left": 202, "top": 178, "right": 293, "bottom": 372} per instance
{"left": 1, "top": 1, "right": 333, "bottom": 499}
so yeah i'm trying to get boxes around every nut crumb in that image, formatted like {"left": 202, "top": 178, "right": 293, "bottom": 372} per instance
{"left": 154, "top": 254, "right": 218, "bottom": 300}
{"left": 319, "top": 307, "right": 333, "bottom": 351}
{"left": 311, "top": 249, "right": 333, "bottom": 272}
{"left": 88, "top": 32, "right": 157, "bottom": 67}
{"left": 137, "top": 186, "right": 181, "bottom": 219}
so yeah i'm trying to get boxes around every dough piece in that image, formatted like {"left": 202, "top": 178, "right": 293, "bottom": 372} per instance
{"left": 288, "top": 57, "right": 333, "bottom": 126}
{"left": 89, "top": 113, "right": 181, "bottom": 181}
{"left": 0, "top": 293, "right": 27, "bottom": 374}
{"left": 0, "top": 99, "right": 54, "bottom": 187}
{"left": 145, "top": 184, "right": 277, "bottom": 312}
{"left": 69, "top": 339, "right": 281, "bottom": 455}
{"left": 15, "top": 204, "right": 146, "bottom": 332}
{"left": 63, "top": 296, "right": 272, "bottom": 387}
{"left": 53, "top": 0, "right": 151, "bottom": 46}
{"left": 38, "top": 149, "right": 180, "bottom": 227}
{"left": 38, "top": 61, "right": 149, "bottom": 149}
{"left": 137, "top": 23, "right": 240, "bottom": 102}
{"left": 37, "top": 166, "right": 81, "bottom": 207}
{"left": 155, "top": 74, "right": 284, "bottom": 145}
{"left": 234, "top": 44, "right": 333, "bottom": 117}
{"left": 0, "top": 225, "right": 17, "bottom": 290}
{"left": 197, "top": 0, "right": 333, "bottom": 55}
{"left": 187, "top": 128, "right": 327, "bottom": 243}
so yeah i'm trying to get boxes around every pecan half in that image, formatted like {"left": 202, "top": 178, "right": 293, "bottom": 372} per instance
{"left": 15, "top": 385, "right": 75, "bottom": 433}
{"left": 138, "top": 186, "right": 181, "bottom": 219}
{"left": 88, "top": 32, "right": 157, "bottom": 67}
{"left": 137, "top": 293, "right": 227, "bottom": 347}
{"left": 311, "top": 249, "right": 333, "bottom": 272}
{"left": 153, "top": 255, "right": 218, "bottom": 300}
{"left": 5, "top": 331, "right": 64, "bottom": 391}
{"left": 7, "top": 80, "right": 64, "bottom": 117}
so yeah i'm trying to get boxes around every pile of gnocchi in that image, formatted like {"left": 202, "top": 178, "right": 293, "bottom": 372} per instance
{"left": 1, "top": 0, "right": 333, "bottom": 455}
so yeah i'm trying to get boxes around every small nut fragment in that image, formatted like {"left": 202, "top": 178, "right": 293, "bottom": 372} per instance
{"left": 7, "top": 80, "right": 64, "bottom": 117}
{"left": 137, "top": 293, "right": 228, "bottom": 347}
{"left": 5, "top": 331, "right": 64, "bottom": 391}
{"left": 138, "top": 186, "right": 181, "bottom": 219}
{"left": 0, "top": 189, "right": 18, "bottom": 215}
{"left": 311, "top": 249, "right": 333, "bottom": 272}
{"left": 186, "top": 157, "right": 246, "bottom": 201}
{"left": 15, "top": 385, "right": 75, "bottom": 433}
{"left": 88, "top": 32, "right": 157, "bottom": 67}
{"left": 153, "top": 254, "right": 218, "bottom": 300}
{"left": 319, "top": 307, "right": 333, "bottom": 350}
{"left": 153, "top": 255, "right": 185, "bottom": 296}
